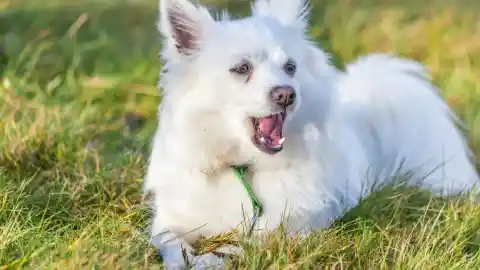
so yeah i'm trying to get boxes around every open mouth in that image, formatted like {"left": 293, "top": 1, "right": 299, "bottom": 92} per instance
{"left": 250, "top": 111, "right": 286, "bottom": 155}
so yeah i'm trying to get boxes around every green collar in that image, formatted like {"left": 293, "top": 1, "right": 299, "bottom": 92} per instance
{"left": 231, "top": 165, "right": 263, "bottom": 235}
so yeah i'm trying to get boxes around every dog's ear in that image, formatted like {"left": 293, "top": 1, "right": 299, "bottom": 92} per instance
{"left": 252, "top": 0, "right": 310, "bottom": 30}
{"left": 158, "top": 0, "right": 214, "bottom": 56}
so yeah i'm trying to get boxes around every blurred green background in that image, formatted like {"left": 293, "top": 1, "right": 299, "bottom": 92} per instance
{"left": 1, "top": 0, "right": 480, "bottom": 268}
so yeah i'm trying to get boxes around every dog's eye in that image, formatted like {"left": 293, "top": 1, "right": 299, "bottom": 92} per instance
{"left": 283, "top": 60, "right": 296, "bottom": 76}
{"left": 230, "top": 61, "right": 252, "bottom": 75}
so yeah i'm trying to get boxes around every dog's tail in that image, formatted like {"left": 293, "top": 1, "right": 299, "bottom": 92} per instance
{"left": 336, "top": 53, "right": 479, "bottom": 196}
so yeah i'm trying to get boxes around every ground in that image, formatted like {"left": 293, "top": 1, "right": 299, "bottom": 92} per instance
{"left": 1, "top": 0, "right": 480, "bottom": 268}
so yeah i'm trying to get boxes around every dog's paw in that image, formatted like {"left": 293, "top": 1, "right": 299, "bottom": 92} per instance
{"left": 190, "top": 253, "right": 225, "bottom": 270}
{"left": 161, "top": 254, "right": 189, "bottom": 270}
{"left": 161, "top": 250, "right": 224, "bottom": 270}
{"left": 151, "top": 231, "right": 226, "bottom": 269}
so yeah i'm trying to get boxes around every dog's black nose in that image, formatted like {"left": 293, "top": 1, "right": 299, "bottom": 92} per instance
{"left": 271, "top": 85, "right": 296, "bottom": 107}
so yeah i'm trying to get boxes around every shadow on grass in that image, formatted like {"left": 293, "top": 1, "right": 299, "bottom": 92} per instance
{"left": 0, "top": 3, "right": 160, "bottom": 81}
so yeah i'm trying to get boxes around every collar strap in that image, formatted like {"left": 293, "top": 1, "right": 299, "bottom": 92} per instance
{"left": 231, "top": 165, "right": 263, "bottom": 235}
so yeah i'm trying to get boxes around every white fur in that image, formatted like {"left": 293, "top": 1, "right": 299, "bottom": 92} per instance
{"left": 144, "top": 0, "right": 480, "bottom": 268}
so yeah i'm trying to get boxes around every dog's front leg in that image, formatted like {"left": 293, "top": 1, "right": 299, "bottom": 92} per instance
{"left": 151, "top": 231, "right": 191, "bottom": 269}
{"left": 151, "top": 231, "right": 225, "bottom": 269}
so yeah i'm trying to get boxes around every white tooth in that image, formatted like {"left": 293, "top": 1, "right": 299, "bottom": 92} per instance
{"left": 260, "top": 137, "right": 266, "bottom": 143}
{"left": 278, "top": 137, "right": 286, "bottom": 145}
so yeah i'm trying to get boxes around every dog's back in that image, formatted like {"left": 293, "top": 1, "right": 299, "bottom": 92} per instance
{"left": 333, "top": 54, "right": 479, "bottom": 195}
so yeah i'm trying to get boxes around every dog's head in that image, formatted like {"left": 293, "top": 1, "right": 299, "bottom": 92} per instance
{"left": 157, "top": 0, "right": 334, "bottom": 166}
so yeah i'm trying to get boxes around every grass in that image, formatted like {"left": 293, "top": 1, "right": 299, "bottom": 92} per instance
{"left": 1, "top": 0, "right": 480, "bottom": 268}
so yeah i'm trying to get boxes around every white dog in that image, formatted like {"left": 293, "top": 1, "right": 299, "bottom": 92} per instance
{"left": 144, "top": 0, "right": 480, "bottom": 268}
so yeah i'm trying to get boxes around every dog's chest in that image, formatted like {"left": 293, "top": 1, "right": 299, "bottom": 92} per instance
{"left": 156, "top": 166, "right": 330, "bottom": 239}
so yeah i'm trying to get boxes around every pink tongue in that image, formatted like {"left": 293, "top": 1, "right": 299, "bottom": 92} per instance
{"left": 257, "top": 114, "right": 283, "bottom": 145}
